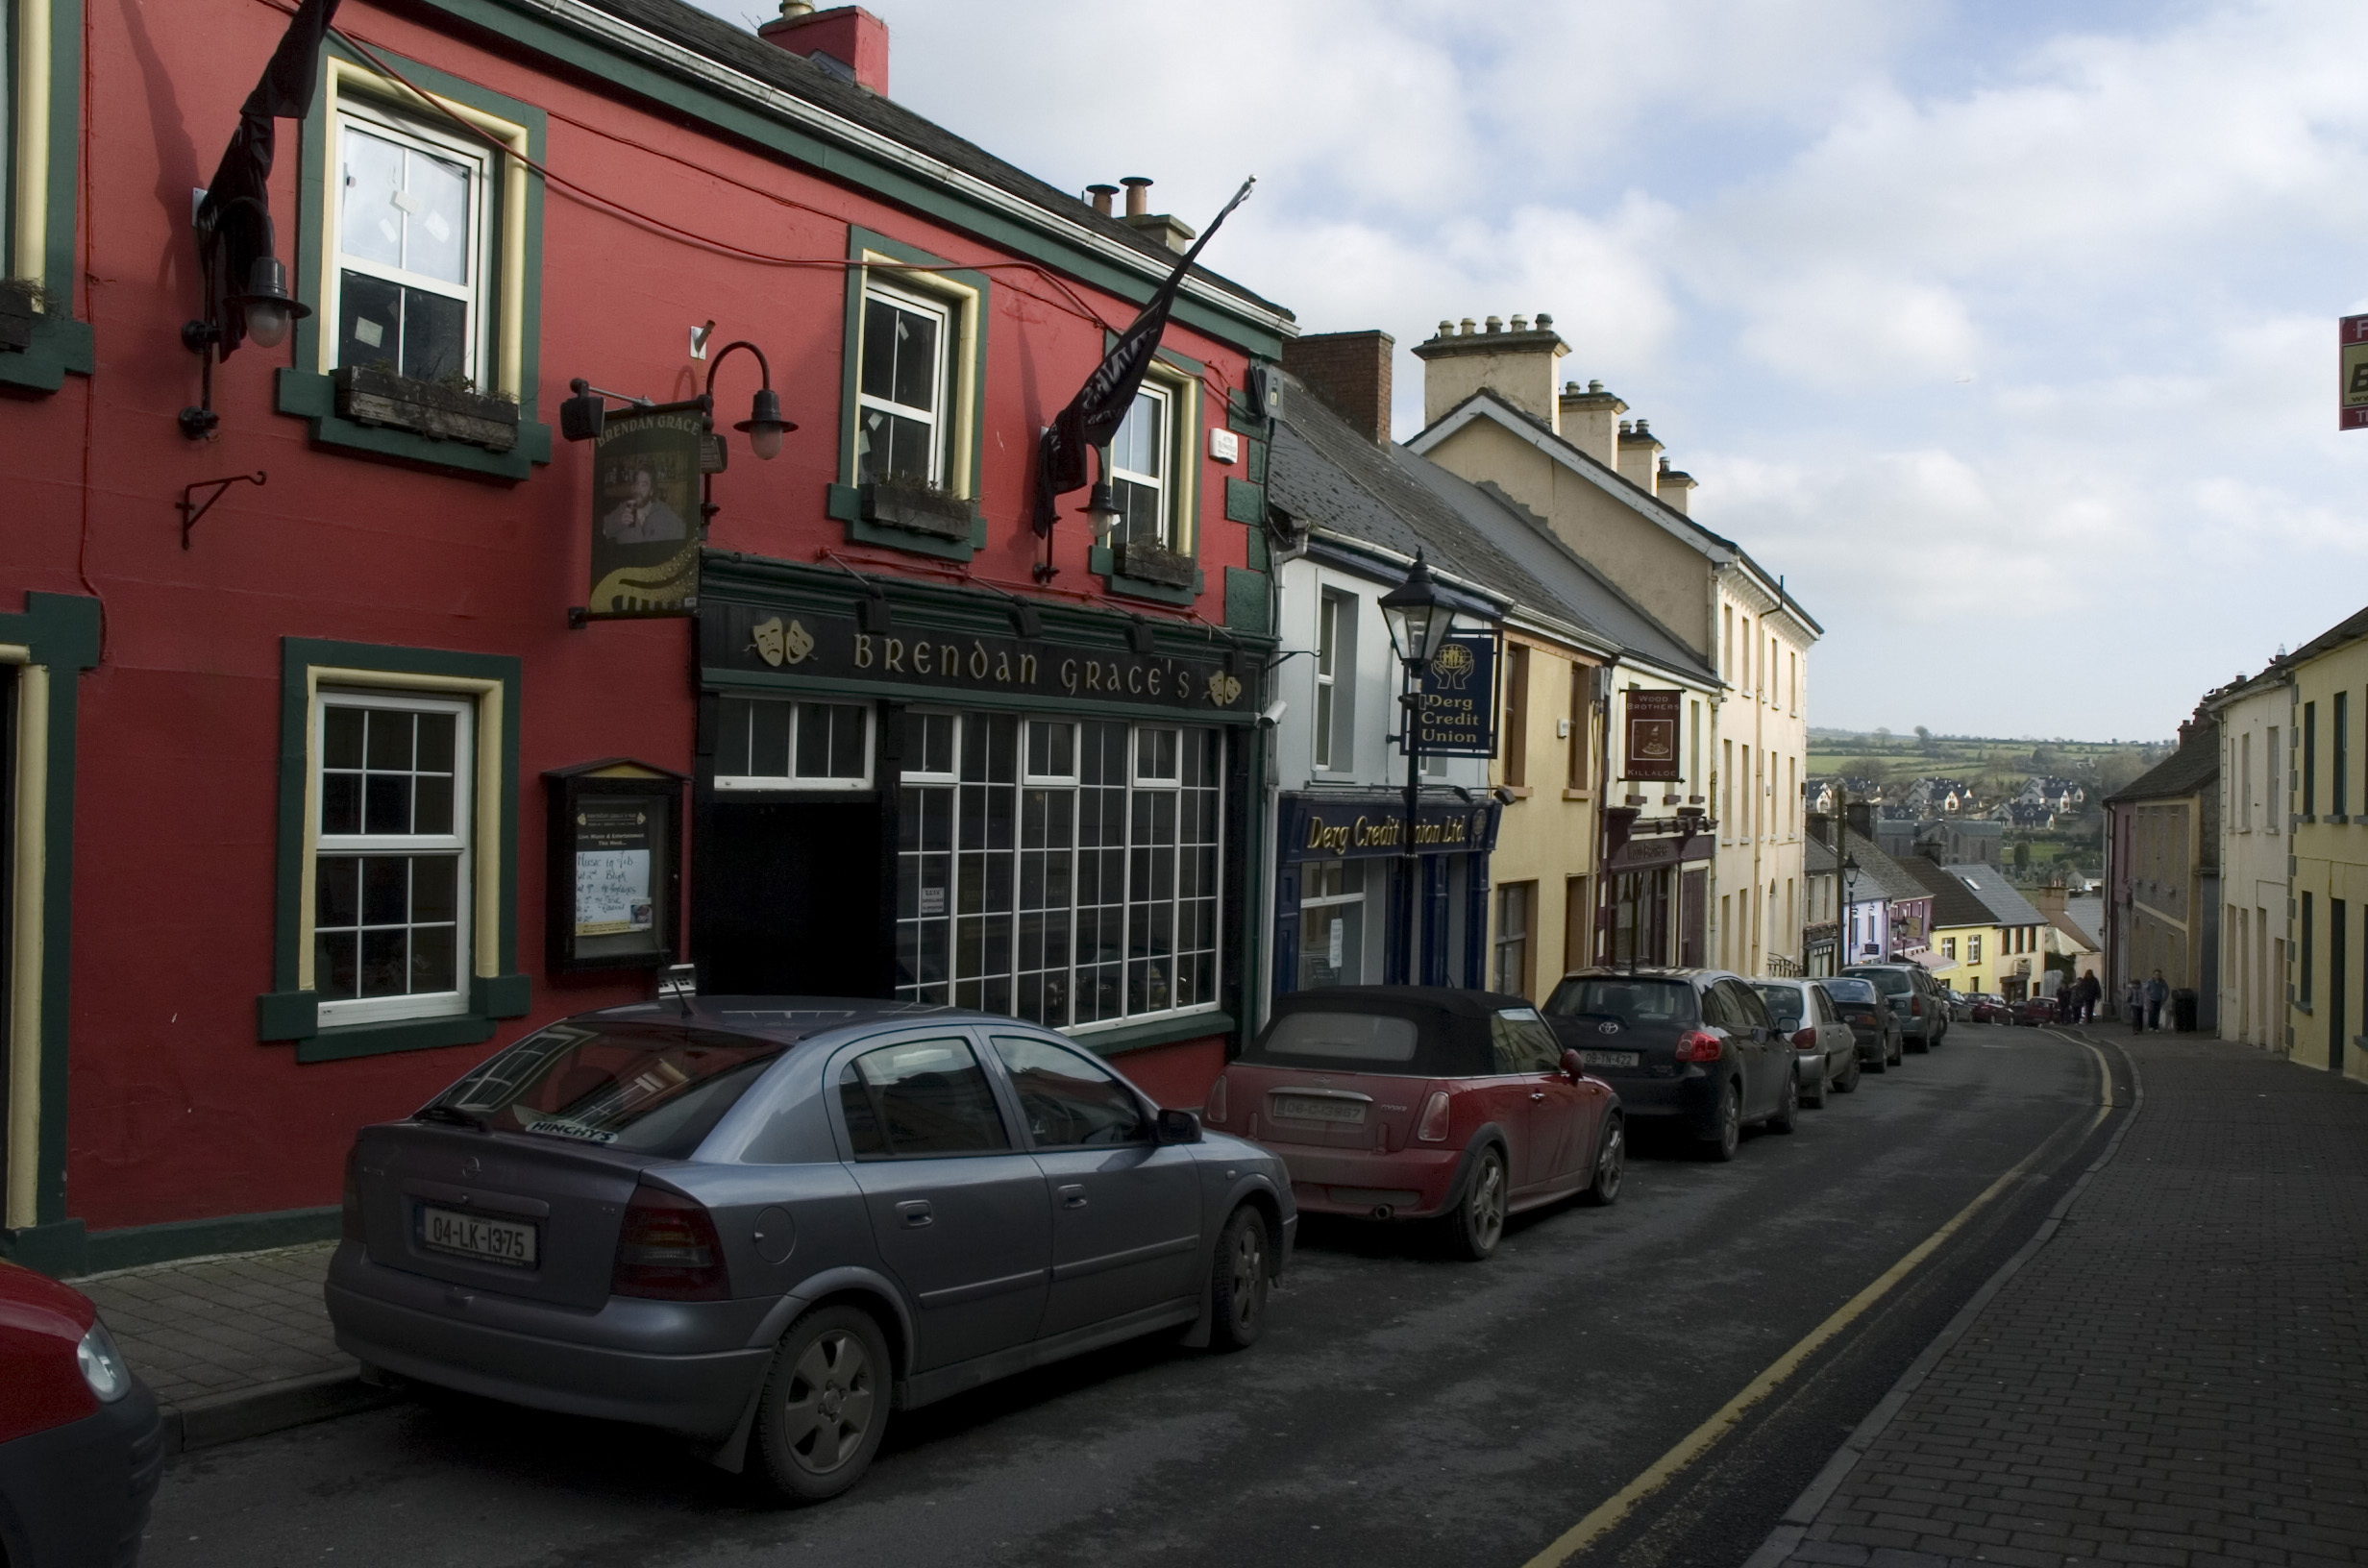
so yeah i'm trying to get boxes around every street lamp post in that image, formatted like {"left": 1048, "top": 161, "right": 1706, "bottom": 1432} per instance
{"left": 1842, "top": 852, "right": 1861, "bottom": 964}
{"left": 1379, "top": 551, "right": 1460, "bottom": 986}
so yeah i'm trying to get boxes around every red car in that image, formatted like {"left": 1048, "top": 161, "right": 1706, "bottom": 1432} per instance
{"left": 1201, "top": 988, "right": 1623, "bottom": 1261}
{"left": 0, "top": 1259, "right": 161, "bottom": 1566}
{"left": 2011, "top": 995, "right": 2060, "bottom": 1026}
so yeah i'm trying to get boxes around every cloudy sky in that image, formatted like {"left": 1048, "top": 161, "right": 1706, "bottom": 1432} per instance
{"left": 700, "top": 0, "right": 2368, "bottom": 740}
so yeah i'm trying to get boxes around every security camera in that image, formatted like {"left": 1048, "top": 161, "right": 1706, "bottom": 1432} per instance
{"left": 1259, "top": 698, "right": 1288, "bottom": 728}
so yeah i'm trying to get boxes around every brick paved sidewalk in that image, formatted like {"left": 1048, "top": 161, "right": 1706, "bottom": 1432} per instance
{"left": 1755, "top": 1032, "right": 2368, "bottom": 1568}
{"left": 78, "top": 1240, "right": 394, "bottom": 1453}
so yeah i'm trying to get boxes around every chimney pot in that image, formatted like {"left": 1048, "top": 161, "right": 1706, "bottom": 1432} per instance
{"left": 1437, "top": 320, "right": 1455, "bottom": 338}
{"left": 1459, "top": 317, "right": 1475, "bottom": 335}
{"left": 1087, "top": 184, "right": 1119, "bottom": 216}
{"left": 1121, "top": 176, "right": 1152, "bottom": 217}
{"left": 1634, "top": 418, "right": 1651, "bottom": 437}
{"left": 1485, "top": 315, "right": 1503, "bottom": 333}
{"left": 1537, "top": 312, "right": 1553, "bottom": 329}
{"left": 779, "top": 0, "right": 814, "bottom": 12}
{"left": 1510, "top": 314, "right": 1528, "bottom": 332}
{"left": 1589, "top": 379, "right": 1603, "bottom": 392}
{"left": 1619, "top": 419, "right": 1633, "bottom": 434}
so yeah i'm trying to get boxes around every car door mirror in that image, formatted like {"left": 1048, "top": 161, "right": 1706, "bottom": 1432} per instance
{"left": 1560, "top": 1048, "right": 1587, "bottom": 1082}
{"left": 1154, "top": 1107, "right": 1202, "bottom": 1145}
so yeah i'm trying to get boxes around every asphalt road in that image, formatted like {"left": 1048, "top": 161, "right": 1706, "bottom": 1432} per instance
{"left": 143, "top": 1023, "right": 2124, "bottom": 1568}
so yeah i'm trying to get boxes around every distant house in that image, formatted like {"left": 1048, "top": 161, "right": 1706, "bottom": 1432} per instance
{"left": 2105, "top": 714, "right": 2220, "bottom": 1029}
{"left": 1905, "top": 775, "right": 1977, "bottom": 816}
{"left": 1900, "top": 859, "right": 2052, "bottom": 1000}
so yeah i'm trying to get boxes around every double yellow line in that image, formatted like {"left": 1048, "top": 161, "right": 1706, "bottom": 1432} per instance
{"left": 1521, "top": 1037, "right": 2116, "bottom": 1568}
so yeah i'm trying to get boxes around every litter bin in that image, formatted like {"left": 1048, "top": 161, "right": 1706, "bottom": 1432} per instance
{"left": 2171, "top": 988, "right": 2198, "bottom": 1032}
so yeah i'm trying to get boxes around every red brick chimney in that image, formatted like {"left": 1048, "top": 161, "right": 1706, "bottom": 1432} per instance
{"left": 1282, "top": 330, "right": 1394, "bottom": 444}
{"left": 759, "top": 4, "right": 890, "bottom": 96}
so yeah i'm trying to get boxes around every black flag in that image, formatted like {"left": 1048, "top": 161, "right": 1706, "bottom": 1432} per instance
{"left": 1034, "top": 177, "right": 1255, "bottom": 533}
{"left": 195, "top": 0, "right": 342, "bottom": 357}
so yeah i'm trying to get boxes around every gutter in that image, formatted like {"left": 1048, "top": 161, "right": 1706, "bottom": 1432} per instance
{"left": 499, "top": 0, "right": 1298, "bottom": 341}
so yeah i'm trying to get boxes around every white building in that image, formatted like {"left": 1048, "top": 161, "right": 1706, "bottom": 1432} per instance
{"left": 2208, "top": 666, "right": 2291, "bottom": 1048}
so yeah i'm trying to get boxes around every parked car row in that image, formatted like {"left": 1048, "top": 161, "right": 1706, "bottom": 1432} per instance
{"left": 308, "top": 960, "right": 1992, "bottom": 1512}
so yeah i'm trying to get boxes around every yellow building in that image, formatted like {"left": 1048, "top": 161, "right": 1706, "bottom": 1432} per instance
{"left": 1903, "top": 859, "right": 2051, "bottom": 1000}
{"left": 2284, "top": 604, "right": 2368, "bottom": 1079}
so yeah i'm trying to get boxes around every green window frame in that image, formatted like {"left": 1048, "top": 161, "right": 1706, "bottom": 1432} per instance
{"left": 274, "top": 40, "right": 551, "bottom": 480}
{"left": 826, "top": 225, "right": 990, "bottom": 561}
{"left": 258, "top": 638, "right": 530, "bottom": 1063}
{"left": 0, "top": 0, "right": 91, "bottom": 393}
{"left": 1089, "top": 344, "right": 1207, "bottom": 606}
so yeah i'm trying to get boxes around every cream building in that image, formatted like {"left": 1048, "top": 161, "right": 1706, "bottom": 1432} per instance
{"left": 1403, "top": 315, "right": 1819, "bottom": 976}
{"left": 2283, "top": 605, "right": 2368, "bottom": 1080}
{"left": 2208, "top": 666, "right": 2290, "bottom": 1050}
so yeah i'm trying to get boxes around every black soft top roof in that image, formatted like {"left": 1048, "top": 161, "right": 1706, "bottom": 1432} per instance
{"left": 1254, "top": 986, "right": 1541, "bottom": 1077}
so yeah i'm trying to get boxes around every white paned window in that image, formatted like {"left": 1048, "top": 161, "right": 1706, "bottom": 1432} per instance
{"left": 897, "top": 714, "right": 1222, "bottom": 1029}
{"left": 313, "top": 691, "right": 474, "bottom": 1025}
{"left": 1296, "top": 859, "right": 1367, "bottom": 990}
{"left": 333, "top": 103, "right": 491, "bottom": 384}
{"left": 1315, "top": 590, "right": 1352, "bottom": 771}
{"left": 857, "top": 283, "right": 951, "bottom": 486}
{"left": 1109, "top": 382, "right": 1173, "bottom": 548}
{"left": 714, "top": 697, "right": 873, "bottom": 790}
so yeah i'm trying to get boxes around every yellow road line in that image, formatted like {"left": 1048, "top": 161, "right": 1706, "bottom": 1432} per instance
{"left": 1521, "top": 1064, "right": 2115, "bottom": 1568}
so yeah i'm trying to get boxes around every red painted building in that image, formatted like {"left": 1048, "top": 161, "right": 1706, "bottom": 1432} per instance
{"left": 0, "top": 0, "right": 1291, "bottom": 1273}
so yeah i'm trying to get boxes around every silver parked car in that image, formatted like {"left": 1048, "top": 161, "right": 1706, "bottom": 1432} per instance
{"left": 328, "top": 999, "right": 1295, "bottom": 1504}
{"left": 1751, "top": 979, "right": 1862, "bottom": 1105}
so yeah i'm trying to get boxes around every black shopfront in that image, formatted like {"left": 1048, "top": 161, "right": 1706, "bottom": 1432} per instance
{"left": 1271, "top": 790, "right": 1502, "bottom": 997}
{"left": 690, "top": 556, "right": 1264, "bottom": 1053}
{"left": 1597, "top": 817, "right": 1714, "bottom": 968}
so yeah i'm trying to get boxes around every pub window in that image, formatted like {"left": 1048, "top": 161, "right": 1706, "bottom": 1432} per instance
{"left": 332, "top": 100, "right": 494, "bottom": 385}
{"left": 713, "top": 697, "right": 873, "bottom": 790}
{"left": 313, "top": 691, "right": 474, "bottom": 1026}
{"left": 897, "top": 713, "right": 1222, "bottom": 1030}
{"left": 856, "top": 282, "right": 953, "bottom": 487}
{"left": 1108, "top": 381, "right": 1174, "bottom": 549}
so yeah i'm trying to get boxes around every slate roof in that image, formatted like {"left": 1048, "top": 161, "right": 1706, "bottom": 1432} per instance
{"left": 576, "top": 0, "right": 1288, "bottom": 319}
{"left": 2106, "top": 726, "right": 2219, "bottom": 805}
{"left": 2284, "top": 602, "right": 2368, "bottom": 668}
{"left": 1806, "top": 836, "right": 1838, "bottom": 876}
{"left": 1946, "top": 864, "right": 2048, "bottom": 928}
{"left": 1839, "top": 830, "right": 1932, "bottom": 905}
{"left": 1896, "top": 857, "right": 1997, "bottom": 928}
{"left": 1266, "top": 374, "right": 1714, "bottom": 684}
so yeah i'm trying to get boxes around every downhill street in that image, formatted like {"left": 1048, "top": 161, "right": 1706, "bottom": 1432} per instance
{"left": 144, "top": 1027, "right": 2115, "bottom": 1568}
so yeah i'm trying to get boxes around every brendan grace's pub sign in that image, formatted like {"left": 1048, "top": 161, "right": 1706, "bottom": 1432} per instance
{"left": 702, "top": 603, "right": 1249, "bottom": 714}
{"left": 1278, "top": 795, "right": 1501, "bottom": 864}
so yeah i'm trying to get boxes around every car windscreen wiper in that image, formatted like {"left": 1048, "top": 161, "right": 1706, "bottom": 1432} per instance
{"left": 412, "top": 1103, "right": 491, "bottom": 1134}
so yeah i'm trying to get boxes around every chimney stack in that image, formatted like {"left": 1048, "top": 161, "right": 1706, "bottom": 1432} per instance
{"left": 1657, "top": 456, "right": 1696, "bottom": 515}
{"left": 1086, "top": 184, "right": 1119, "bottom": 216}
{"left": 759, "top": 3, "right": 891, "bottom": 95}
{"left": 1113, "top": 176, "right": 1196, "bottom": 253}
{"left": 1282, "top": 331, "right": 1394, "bottom": 445}
{"left": 1845, "top": 798, "right": 1875, "bottom": 845}
{"left": 1558, "top": 379, "right": 1626, "bottom": 467}
{"left": 1616, "top": 417, "right": 1662, "bottom": 495}
{"left": 1410, "top": 310, "right": 1568, "bottom": 429}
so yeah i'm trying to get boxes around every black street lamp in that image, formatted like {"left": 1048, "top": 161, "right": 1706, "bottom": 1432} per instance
{"left": 705, "top": 339, "right": 792, "bottom": 461}
{"left": 1379, "top": 551, "right": 1461, "bottom": 985}
{"left": 1841, "top": 852, "right": 1862, "bottom": 961}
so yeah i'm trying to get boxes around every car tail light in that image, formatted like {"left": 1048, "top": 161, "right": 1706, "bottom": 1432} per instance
{"left": 612, "top": 1184, "right": 729, "bottom": 1301}
{"left": 1203, "top": 1072, "right": 1228, "bottom": 1125}
{"left": 1674, "top": 1030, "right": 1723, "bottom": 1063}
{"left": 1415, "top": 1090, "right": 1452, "bottom": 1142}
{"left": 1792, "top": 1027, "right": 1817, "bottom": 1049}
{"left": 1911, "top": 995, "right": 1924, "bottom": 1016}
{"left": 342, "top": 1146, "right": 365, "bottom": 1243}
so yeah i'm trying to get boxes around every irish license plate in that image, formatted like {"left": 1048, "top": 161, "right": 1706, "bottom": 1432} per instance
{"left": 420, "top": 1206, "right": 538, "bottom": 1268}
{"left": 1579, "top": 1050, "right": 1639, "bottom": 1068}
{"left": 1272, "top": 1094, "right": 1366, "bottom": 1124}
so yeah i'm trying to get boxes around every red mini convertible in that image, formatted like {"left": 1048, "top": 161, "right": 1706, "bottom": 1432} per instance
{"left": 0, "top": 1258, "right": 161, "bottom": 1566}
{"left": 1200, "top": 988, "right": 1623, "bottom": 1260}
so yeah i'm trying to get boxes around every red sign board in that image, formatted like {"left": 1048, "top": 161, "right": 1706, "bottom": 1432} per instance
{"left": 2341, "top": 315, "right": 2368, "bottom": 430}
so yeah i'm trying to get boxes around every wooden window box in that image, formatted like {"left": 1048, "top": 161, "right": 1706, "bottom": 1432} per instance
{"left": 858, "top": 478, "right": 977, "bottom": 542}
{"left": 1111, "top": 537, "right": 1196, "bottom": 589}
{"left": 334, "top": 364, "right": 520, "bottom": 452}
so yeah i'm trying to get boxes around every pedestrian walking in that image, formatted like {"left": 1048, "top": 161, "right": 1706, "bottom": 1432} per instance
{"left": 2124, "top": 977, "right": 2145, "bottom": 1031}
{"left": 2077, "top": 971, "right": 2101, "bottom": 1023}
{"left": 2145, "top": 968, "right": 2169, "bottom": 1032}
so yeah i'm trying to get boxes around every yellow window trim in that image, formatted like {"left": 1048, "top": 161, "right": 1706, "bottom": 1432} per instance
{"left": 296, "top": 666, "right": 506, "bottom": 992}
{"left": 2, "top": 646, "right": 44, "bottom": 1227}
{"left": 11, "top": 0, "right": 51, "bottom": 295}
{"left": 859, "top": 250, "right": 980, "bottom": 499}
{"left": 1141, "top": 358, "right": 1200, "bottom": 556}
{"left": 318, "top": 58, "right": 530, "bottom": 399}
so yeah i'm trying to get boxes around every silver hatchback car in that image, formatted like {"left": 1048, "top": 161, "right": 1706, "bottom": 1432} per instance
{"left": 328, "top": 998, "right": 1294, "bottom": 1504}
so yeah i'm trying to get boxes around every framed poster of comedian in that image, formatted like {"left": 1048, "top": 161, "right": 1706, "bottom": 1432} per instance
{"left": 543, "top": 759, "right": 687, "bottom": 972}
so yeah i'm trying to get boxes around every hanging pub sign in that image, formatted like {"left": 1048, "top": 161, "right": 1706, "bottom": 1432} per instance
{"left": 543, "top": 759, "right": 686, "bottom": 971}
{"left": 1414, "top": 633, "right": 1499, "bottom": 756}
{"left": 586, "top": 402, "right": 707, "bottom": 618}
{"left": 1623, "top": 688, "right": 1682, "bottom": 780}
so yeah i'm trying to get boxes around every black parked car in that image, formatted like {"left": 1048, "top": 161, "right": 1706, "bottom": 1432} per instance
{"left": 1542, "top": 968, "right": 1797, "bottom": 1161}
{"left": 329, "top": 998, "right": 1294, "bottom": 1505}
{"left": 1820, "top": 974, "right": 1903, "bottom": 1071}
{"left": 1842, "top": 963, "right": 1949, "bottom": 1052}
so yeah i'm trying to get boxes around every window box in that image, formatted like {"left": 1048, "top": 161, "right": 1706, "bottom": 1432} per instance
{"left": 334, "top": 364, "right": 519, "bottom": 452}
{"left": 858, "top": 478, "right": 976, "bottom": 542}
{"left": 0, "top": 282, "right": 36, "bottom": 353}
{"left": 1111, "top": 537, "right": 1196, "bottom": 590}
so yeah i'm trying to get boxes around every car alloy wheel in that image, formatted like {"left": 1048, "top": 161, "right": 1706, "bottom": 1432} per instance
{"left": 1449, "top": 1146, "right": 1508, "bottom": 1260}
{"left": 1703, "top": 1082, "right": 1742, "bottom": 1162}
{"left": 1768, "top": 1064, "right": 1800, "bottom": 1134}
{"left": 1208, "top": 1204, "right": 1270, "bottom": 1351}
{"left": 1802, "top": 1057, "right": 1828, "bottom": 1108}
{"left": 1581, "top": 1116, "right": 1624, "bottom": 1207}
{"left": 751, "top": 1306, "right": 891, "bottom": 1504}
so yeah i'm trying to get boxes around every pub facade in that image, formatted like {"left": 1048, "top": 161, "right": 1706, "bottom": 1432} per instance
{"left": 0, "top": 0, "right": 1289, "bottom": 1271}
